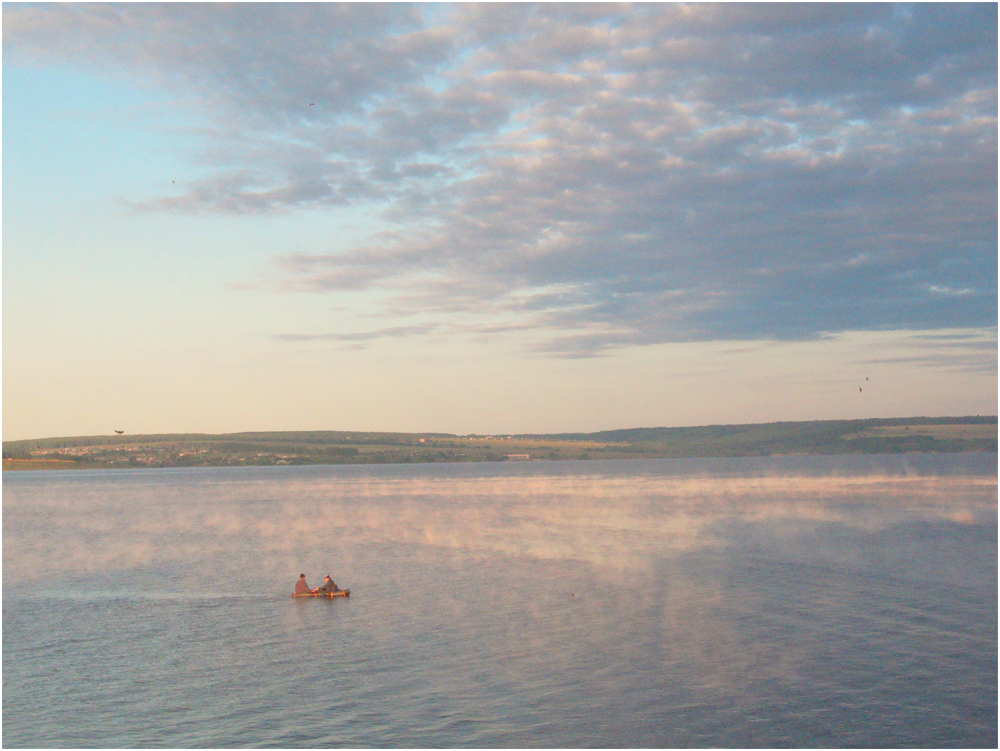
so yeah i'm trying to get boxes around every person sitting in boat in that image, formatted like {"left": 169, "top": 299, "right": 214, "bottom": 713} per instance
{"left": 316, "top": 575, "right": 340, "bottom": 594}
{"left": 294, "top": 574, "right": 317, "bottom": 595}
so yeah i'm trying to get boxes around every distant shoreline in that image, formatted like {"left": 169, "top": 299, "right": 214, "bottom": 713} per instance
{"left": 4, "top": 416, "right": 996, "bottom": 471}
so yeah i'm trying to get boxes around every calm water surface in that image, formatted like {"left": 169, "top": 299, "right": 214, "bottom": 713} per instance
{"left": 3, "top": 455, "right": 997, "bottom": 748}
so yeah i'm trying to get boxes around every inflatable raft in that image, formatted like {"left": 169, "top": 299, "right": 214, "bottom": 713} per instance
{"left": 293, "top": 589, "right": 350, "bottom": 598}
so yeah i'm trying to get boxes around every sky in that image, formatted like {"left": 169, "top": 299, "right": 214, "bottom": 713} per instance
{"left": 2, "top": 2, "right": 997, "bottom": 440}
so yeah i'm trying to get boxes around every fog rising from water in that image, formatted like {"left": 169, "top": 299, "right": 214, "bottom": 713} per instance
{"left": 4, "top": 461, "right": 995, "bottom": 594}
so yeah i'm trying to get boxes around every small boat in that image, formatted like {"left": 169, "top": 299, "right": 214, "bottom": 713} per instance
{"left": 292, "top": 589, "right": 350, "bottom": 598}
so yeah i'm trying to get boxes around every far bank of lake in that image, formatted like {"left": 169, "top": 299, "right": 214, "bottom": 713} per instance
{"left": 3, "top": 416, "right": 996, "bottom": 471}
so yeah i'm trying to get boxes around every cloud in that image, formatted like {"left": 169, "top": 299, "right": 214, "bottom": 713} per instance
{"left": 4, "top": 3, "right": 996, "bottom": 354}
{"left": 273, "top": 323, "right": 439, "bottom": 348}
{"left": 862, "top": 328, "right": 999, "bottom": 374}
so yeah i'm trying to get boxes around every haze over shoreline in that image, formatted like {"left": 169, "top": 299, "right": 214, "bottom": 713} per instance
{"left": 4, "top": 416, "right": 995, "bottom": 471}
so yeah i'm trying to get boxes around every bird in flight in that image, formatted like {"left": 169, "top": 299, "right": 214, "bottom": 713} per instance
{"left": 115, "top": 430, "right": 124, "bottom": 435}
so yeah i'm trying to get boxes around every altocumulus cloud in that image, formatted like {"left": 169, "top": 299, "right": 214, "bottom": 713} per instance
{"left": 4, "top": 3, "right": 996, "bottom": 356}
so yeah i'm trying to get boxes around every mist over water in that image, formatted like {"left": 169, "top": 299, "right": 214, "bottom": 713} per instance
{"left": 3, "top": 455, "right": 996, "bottom": 747}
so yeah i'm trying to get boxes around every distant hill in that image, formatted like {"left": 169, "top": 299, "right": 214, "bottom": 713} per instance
{"left": 3, "top": 416, "right": 996, "bottom": 470}
{"left": 527, "top": 416, "right": 998, "bottom": 456}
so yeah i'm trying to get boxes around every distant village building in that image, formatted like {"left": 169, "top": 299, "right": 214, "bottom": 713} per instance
{"left": 504, "top": 454, "right": 530, "bottom": 460}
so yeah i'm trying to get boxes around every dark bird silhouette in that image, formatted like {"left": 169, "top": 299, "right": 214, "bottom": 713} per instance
{"left": 115, "top": 430, "right": 124, "bottom": 435}
{"left": 309, "top": 103, "right": 314, "bottom": 106}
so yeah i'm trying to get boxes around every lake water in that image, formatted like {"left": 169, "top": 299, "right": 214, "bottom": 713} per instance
{"left": 3, "top": 454, "right": 996, "bottom": 748}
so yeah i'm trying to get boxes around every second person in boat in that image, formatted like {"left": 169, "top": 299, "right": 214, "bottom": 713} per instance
{"left": 316, "top": 575, "right": 340, "bottom": 594}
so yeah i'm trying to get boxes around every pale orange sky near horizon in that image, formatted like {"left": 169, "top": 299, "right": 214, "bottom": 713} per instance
{"left": 3, "top": 328, "right": 995, "bottom": 441}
